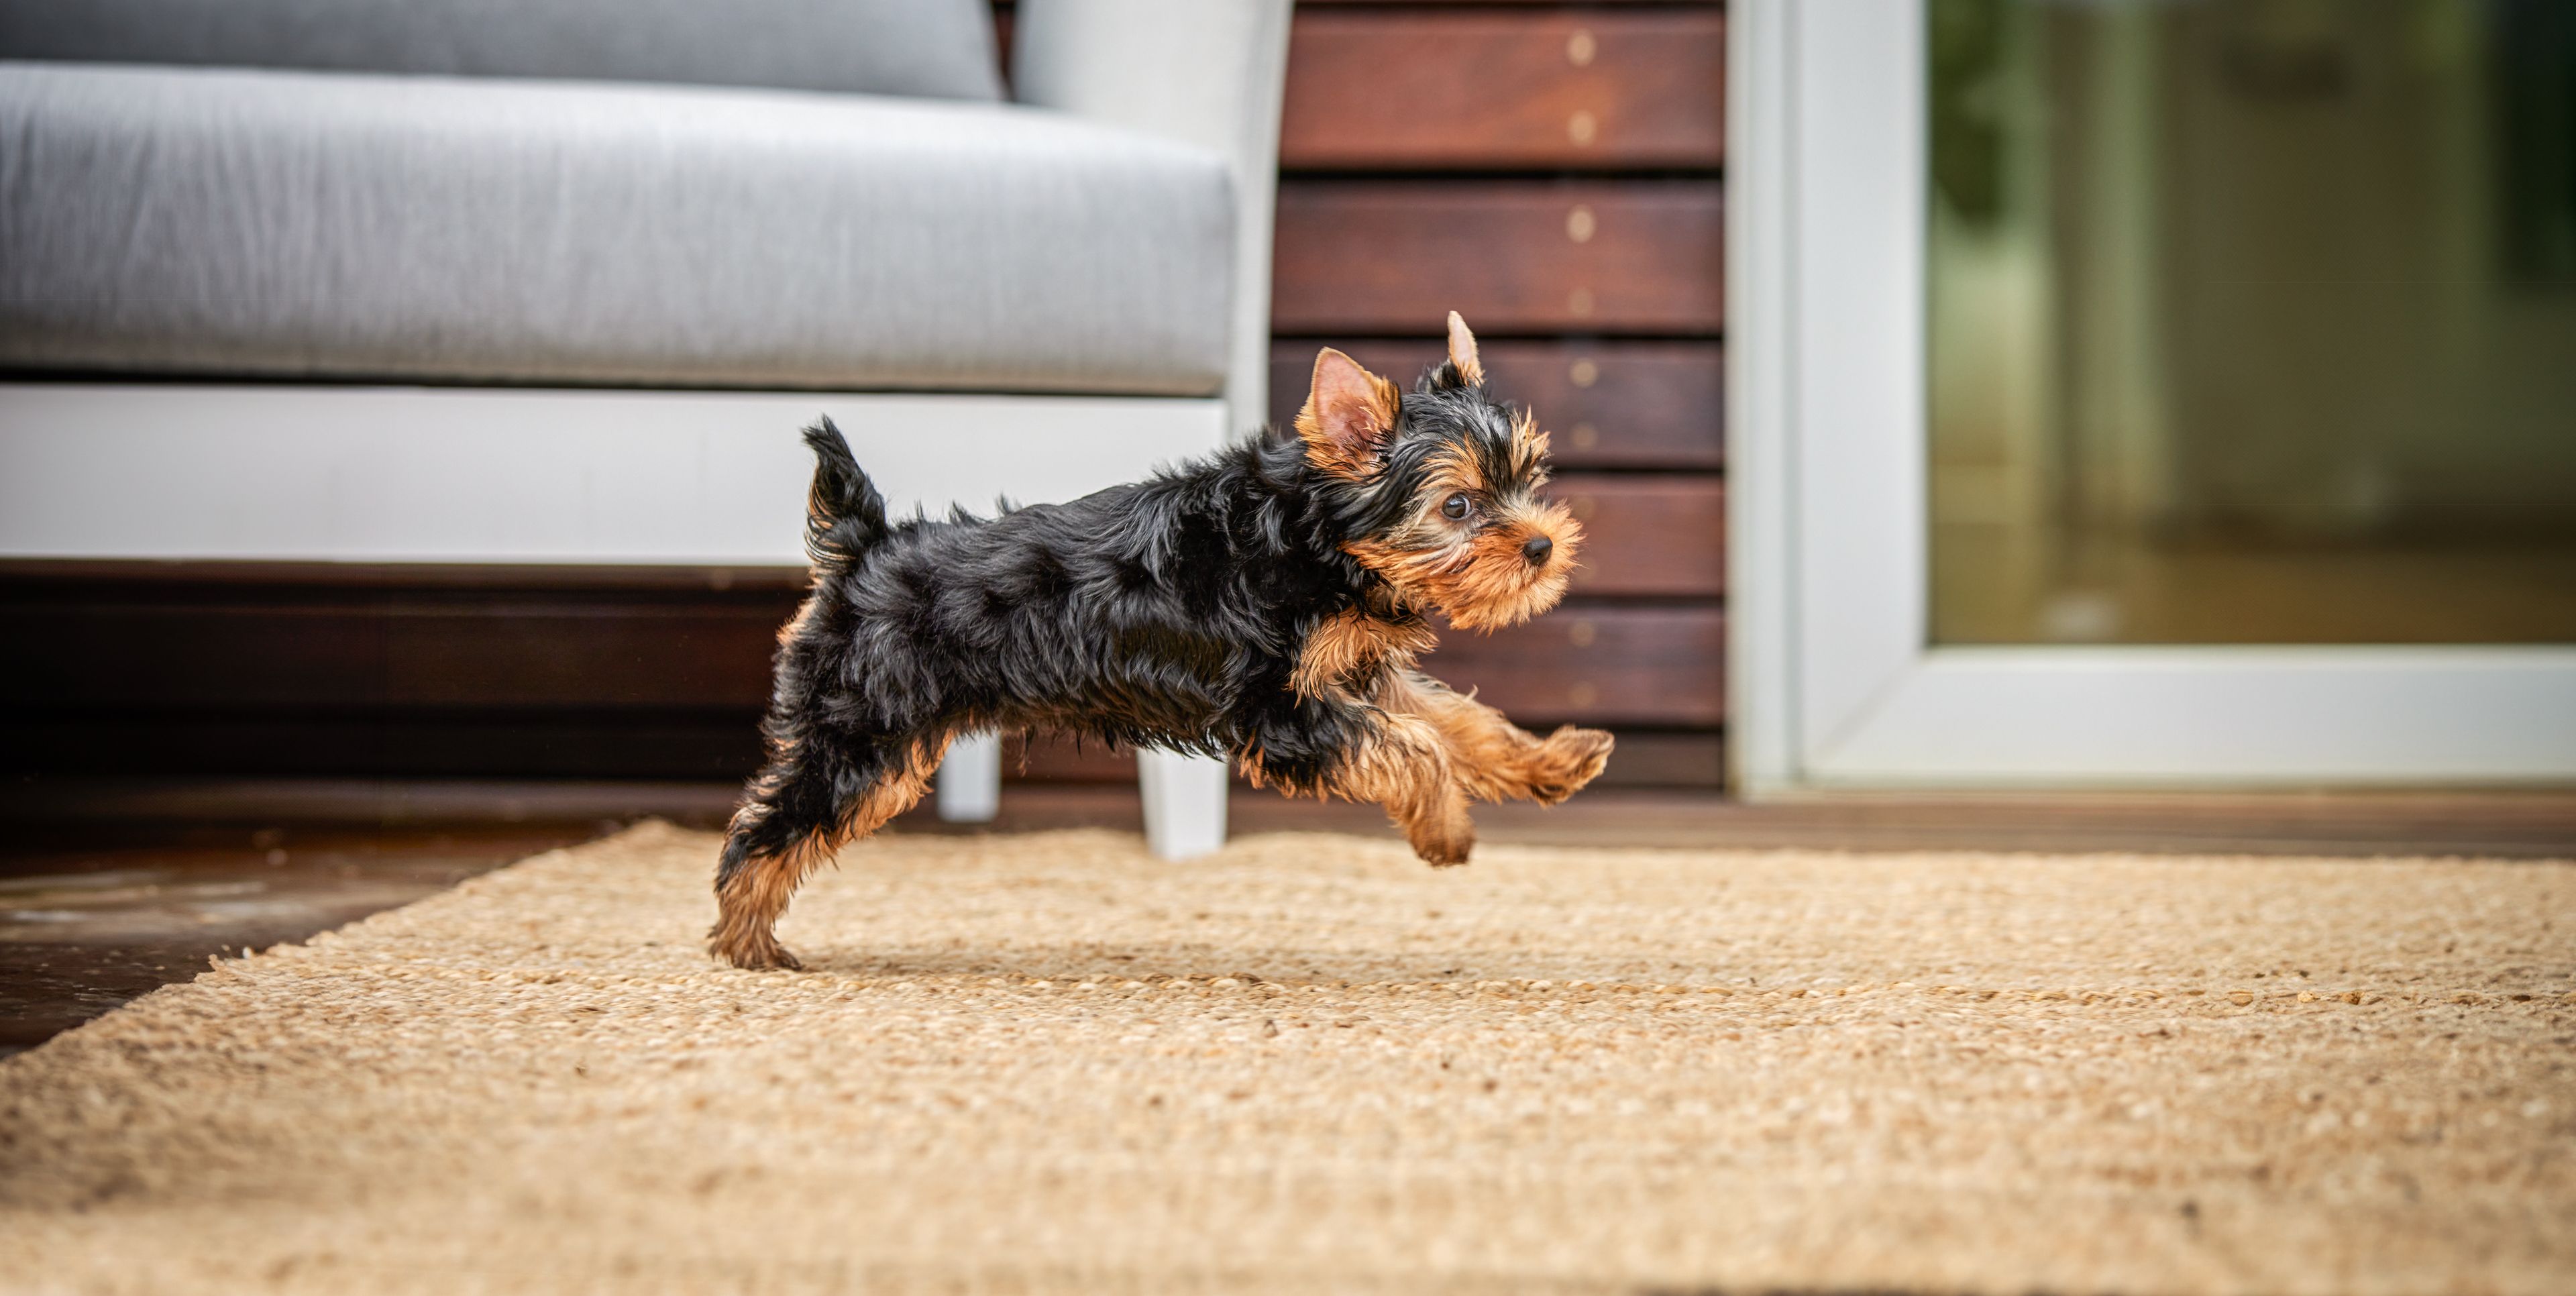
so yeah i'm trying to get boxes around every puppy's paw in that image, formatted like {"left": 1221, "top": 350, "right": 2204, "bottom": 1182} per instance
{"left": 1525, "top": 726, "right": 1615, "bottom": 804}
{"left": 709, "top": 929, "right": 805, "bottom": 972}
{"left": 1411, "top": 834, "right": 1473, "bottom": 865}
{"left": 1404, "top": 802, "right": 1477, "bottom": 867}
{"left": 1410, "top": 829, "right": 1476, "bottom": 867}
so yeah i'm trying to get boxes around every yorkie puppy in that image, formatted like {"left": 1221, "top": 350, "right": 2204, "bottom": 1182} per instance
{"left": 711, "top": 313, "right": 1613, "bottom": 969}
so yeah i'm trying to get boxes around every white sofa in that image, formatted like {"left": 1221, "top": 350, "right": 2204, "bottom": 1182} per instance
{"left": 0, "top": 0, "right": 1293, "bottom": 855}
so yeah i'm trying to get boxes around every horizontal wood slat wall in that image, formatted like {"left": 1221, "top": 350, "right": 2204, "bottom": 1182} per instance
{"left": 8, "top": 712, "right": 765, "bottom": 782}
{"left": 1294, "top": 1, "right": 1709, "bottom": 6}
{"left": 1011, "top": 728, "right": 1725, "bottom": 791}
{"left": 1550, "top": 477, "right": 1725, "bottom": 598}
{"left": 0, "top": 578, "right": 1725, "bottom": 724}
{"left": 0, "top": 604, "right": 782, "bottom": 710}
{"left": 1428, "top": 607, "right": 1726, "bottom": 727}
{"left": 1270, "top": 339, "right": 1723, "bottom": 471}
{"left": 0, "top": 564, "right": 1718, "bottom": 787}
{"left": 1281, "top": 11, "right": 1725, "bottom": 169}
{"left": 1273, "top": 182, "right": 1723, "bottom": 334}
{"left": 1272, "top": 0, "right": 1727, "bottom": 787}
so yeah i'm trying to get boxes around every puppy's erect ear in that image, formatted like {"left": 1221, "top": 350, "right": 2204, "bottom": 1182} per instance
{"left": 1443, "top": 311, "right": 1485, "bottom": 388}
{"left": 1297, "top": 347, "right": 1400, "bottom": 479}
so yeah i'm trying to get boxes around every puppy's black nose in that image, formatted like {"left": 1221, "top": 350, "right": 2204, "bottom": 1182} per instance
{"left": 1521, "top": 535, "right": 1554, "bottom": 565}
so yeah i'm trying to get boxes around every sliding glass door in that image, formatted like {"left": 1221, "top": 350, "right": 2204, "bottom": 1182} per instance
{"left": 1730, "top": 0, "right": 2576, "bottom": 789}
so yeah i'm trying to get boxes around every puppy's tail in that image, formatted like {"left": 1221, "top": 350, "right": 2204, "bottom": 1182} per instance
{"left": 800, "top": 417, "right": 889, "bottom": 575}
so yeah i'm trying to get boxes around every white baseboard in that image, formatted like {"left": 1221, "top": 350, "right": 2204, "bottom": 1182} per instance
{"left": 0, "top": 384, "right": 1229, "bottom": 565}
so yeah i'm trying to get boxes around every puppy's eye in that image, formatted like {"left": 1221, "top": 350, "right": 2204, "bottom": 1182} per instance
{"left": 1441, "top": 493, "right": 1472, "bottom": 521}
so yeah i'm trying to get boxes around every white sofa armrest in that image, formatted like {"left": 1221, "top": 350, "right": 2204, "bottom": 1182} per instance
{"left": 1012, "top": 0, "right": 1293, "bottom": 439}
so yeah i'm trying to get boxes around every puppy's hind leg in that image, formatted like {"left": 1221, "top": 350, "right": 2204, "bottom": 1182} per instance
{"left": 710, "top": 734, "right": 945, "bottom": 971}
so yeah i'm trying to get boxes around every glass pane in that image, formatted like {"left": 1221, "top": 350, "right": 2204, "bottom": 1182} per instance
{"left": 1928, "top": 0, "right": 2576, "bottom": 645}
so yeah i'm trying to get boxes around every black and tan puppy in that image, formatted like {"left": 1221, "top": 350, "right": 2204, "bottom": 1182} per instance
{"left": 712, "top": 313, "right": 1613, "bottom": 969}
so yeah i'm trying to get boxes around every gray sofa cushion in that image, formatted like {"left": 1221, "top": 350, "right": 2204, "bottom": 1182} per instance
{"left": 0, "top": 0, "right": 1002, "bottom": 101}
{"left": 0, "top": 62, "right": 1234, "bottom": 396}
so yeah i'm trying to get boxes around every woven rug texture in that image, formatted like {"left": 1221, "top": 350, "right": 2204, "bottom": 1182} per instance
{"left": 1, "top": 822, "right": 2570, "bottom": 1295}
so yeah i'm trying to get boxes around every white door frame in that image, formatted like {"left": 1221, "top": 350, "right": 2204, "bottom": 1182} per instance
{"left": 1725, "top": 0, "right": 2576, "bottom": 793}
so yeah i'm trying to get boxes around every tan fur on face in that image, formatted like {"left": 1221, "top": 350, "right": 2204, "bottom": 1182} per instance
{"left": 1508, "top": 407, "right": 1551, "bottom": 472}
{"left": 1342, "top": 428, "right": 1585, "bottom": 631}
{"left": 1291, "top": 607, "right": 1438, "bottom": 700}
{"left": 1296, "top": 349, "right": 1401, "bottom": 481}
{"left": 708, "top": 735, "right": 947, "bottom": 970}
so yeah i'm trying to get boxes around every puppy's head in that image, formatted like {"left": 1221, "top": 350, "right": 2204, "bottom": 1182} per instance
{"left": 1296, "top": 312, "right": 1581, "bottom": 631}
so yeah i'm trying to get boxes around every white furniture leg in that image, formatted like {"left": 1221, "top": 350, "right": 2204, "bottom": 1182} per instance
{"left": 1136, "top": 749, "right": 1228, "bottom": 859}
{"left": 935, "top": 731, "right": 1002, "bottom": 823}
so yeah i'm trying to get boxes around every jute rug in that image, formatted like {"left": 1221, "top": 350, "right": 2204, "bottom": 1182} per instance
{"left": 2, "top": 823, "right": 2570, "bottom": 1295}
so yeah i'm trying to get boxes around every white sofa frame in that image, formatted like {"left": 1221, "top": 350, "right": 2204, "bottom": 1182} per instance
{"left": 0, "top": 0, "right": 1295, "bottom": 857}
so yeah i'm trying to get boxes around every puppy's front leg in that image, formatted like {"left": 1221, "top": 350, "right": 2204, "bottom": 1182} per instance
{"left": 1242, "top": 699, "right": 1476, "bottom": 865}
{"left": 1380, "top": 669, "right": 1613, "bottom": 806}
{"left": 1338, "top": 711, "right": 1478, "bottom": 865}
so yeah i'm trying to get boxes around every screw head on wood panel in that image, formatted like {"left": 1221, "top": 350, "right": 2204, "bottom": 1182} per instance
{"left": 1568, "top": 620, "right": 1599, "bottom": 647}
{"left": 1568, "top": 682, "right": 1601, "bottom": 707}
{"left": 1568, "top": 287, "right": 1595, "bottom": 317}
{"left": 1570, "top": 422, "right": 1600, "bottom": 449}
{"left": 1565, "top": 205, "right": 1597, "bottom": 243}
{"left": 1568, "top": 494, "right": 1599, "bottom": 521}
{"left": 1567, "top": 30, "right": 1597, "bottom": 67}
{"left": 1567, "top": 111, "right": 1599, "bottom": 146}
{"left": 1568, "top": 358, "right": 1601, "bottom": 388}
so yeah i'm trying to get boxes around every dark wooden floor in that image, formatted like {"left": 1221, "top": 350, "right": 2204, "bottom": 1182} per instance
{"left": 6, "top": 777, "right": 2573, "bottom": 1057}
{"left": 0, "top": 822, "right": 590, "bottom": 1057}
